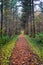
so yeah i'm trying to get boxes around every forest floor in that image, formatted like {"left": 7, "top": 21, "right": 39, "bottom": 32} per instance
{"left": 9, "top": 34, "right": 43, "bottom": 65}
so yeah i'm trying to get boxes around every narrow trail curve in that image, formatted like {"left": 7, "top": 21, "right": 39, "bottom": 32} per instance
{"left": 9, "top": 34, "right": 42, "bottom": 65}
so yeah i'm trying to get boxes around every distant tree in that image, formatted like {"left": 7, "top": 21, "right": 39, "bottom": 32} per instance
{"left": 20, "top": 0, "right": 35, "bottom": 37}
{"left": 3, "top": 0, "right": 18, "bottom": 36}
{"left": 21, "top": 0, "right": 31, "bottom": 34}
{"left": 3, "top": 0, "right": 10, "bottom": 35}
{"left": 35, "top": 13, "right": 43, "bottom": 33}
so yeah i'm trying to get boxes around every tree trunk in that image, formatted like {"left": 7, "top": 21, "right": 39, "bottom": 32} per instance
{"left": 32, "top": 0, "right": 35, "bottom": 37}
{"left": 1, "top": 0, "right": 3, "bottom": 37}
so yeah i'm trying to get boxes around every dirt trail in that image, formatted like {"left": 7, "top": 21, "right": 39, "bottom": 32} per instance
{"left": 9, "top": 34, "right": 42, "bottom": 65}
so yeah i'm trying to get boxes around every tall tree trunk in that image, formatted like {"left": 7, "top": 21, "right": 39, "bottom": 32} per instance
{"left": 1, "top": 0, "right": 3, "bottom": 37}
{"left": 30, "top": 16, "right": 32, "bottom": 37}
{"left": 12, "top": 7, "right": 15, "bottom": 35}
{"left": 4, "top": 13, "right": 7, "bottom": 35}
{"left": 32, "top": 0, "right": 35, "bottom": 37}
{"left": 29, "top": 0, "right": 33, "bottom": 37}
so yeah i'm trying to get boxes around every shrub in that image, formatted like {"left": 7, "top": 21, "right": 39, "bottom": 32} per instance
{"left": 0, "top": 35, "right": 10, "bottom": 46}
{"left": 34, "top": 33, "right": 43, "bottom": 43}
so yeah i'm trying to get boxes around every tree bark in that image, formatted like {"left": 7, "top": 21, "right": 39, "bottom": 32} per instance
{"left": 1, "top": 0, "right": 3, "bottom": 37}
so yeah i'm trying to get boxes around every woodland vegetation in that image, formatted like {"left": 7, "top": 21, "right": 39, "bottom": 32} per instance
{"left": 0, "top": 0, "right": 43, "bottom": 65}
{"left": 0, "top": 0, "right": 43, "bottom": 44}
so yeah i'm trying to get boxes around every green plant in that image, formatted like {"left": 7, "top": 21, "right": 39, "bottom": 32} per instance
{"left": 0, "top": 35, "right": 10, "bottom": 46}
{"left": 34, "top": 33, "right": 43, "bottom": 44}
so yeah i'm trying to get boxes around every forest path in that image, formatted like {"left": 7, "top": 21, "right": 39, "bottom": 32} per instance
{"left": 9, "top": 34, "right": 42, "bottom": 65}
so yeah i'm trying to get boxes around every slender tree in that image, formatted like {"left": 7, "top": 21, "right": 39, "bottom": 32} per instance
{"left": 1, "top": 0, "right": 3, "bottom": 37}
{"left": 32, "top": 0, "right": 35, "bottom": 37}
